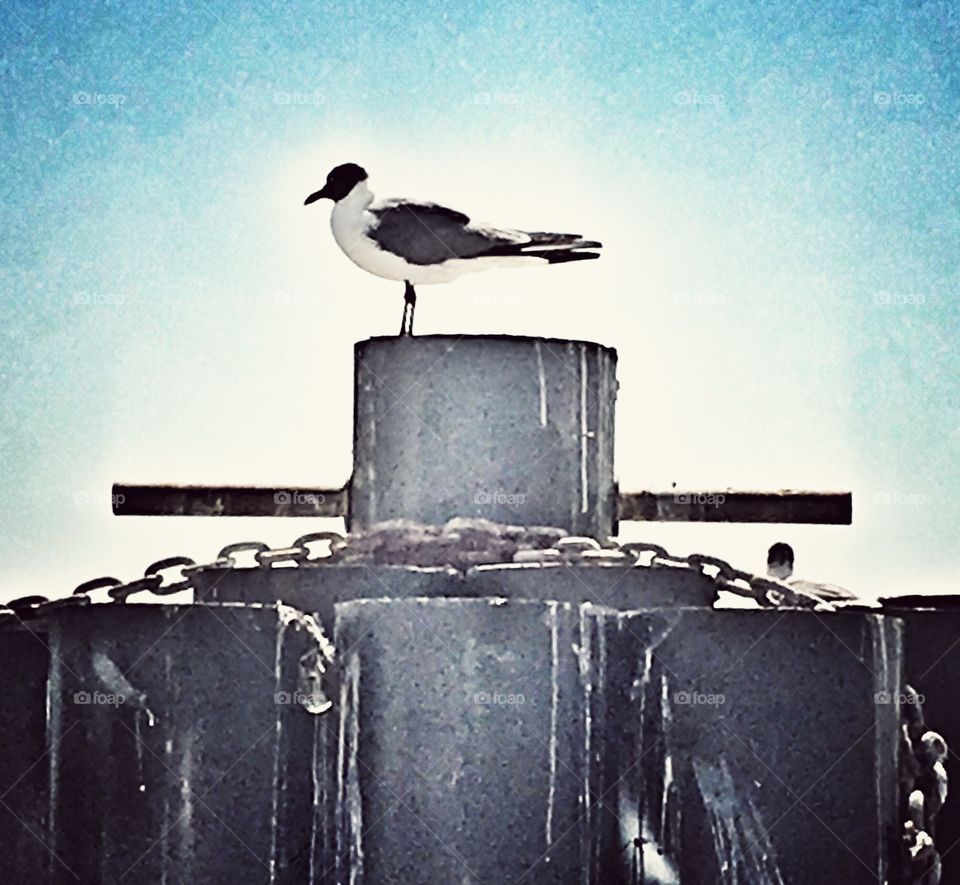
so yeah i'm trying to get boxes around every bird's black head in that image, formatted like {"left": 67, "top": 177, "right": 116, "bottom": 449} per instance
{"left": 304, "top": 163, "right": 368, "bottom": 205}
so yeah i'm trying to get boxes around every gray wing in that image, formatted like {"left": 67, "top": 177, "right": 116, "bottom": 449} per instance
{"left": 368, "top": 201, "right": 523, "bottom": 265}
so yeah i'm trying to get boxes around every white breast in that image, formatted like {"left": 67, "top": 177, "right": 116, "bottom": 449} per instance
{"left": 330, "top": 183, "right": 416, "bottom": 282}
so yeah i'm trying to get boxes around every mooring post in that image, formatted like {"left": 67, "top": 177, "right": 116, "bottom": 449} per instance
{"left": 349, "top": 335, "right": 618, "bottom": 537}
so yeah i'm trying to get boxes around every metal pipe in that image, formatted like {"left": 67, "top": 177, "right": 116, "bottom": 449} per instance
{"left": 113, "top": 484, "right": 852, "bottom": 525}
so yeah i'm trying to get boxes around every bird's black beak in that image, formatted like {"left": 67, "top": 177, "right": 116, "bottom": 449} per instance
{"left": 304, "top": 186, "right": 329, "bottom": 206}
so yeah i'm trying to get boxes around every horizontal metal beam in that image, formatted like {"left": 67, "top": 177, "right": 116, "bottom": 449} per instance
{"left": 114, "top": 484, "right": 851, "bottom": 525}
{"left": 617, "top": 490, "right": 852, "bottom": 525}
{"left": 112, "top": 484, "right": 348, "bottom": 518}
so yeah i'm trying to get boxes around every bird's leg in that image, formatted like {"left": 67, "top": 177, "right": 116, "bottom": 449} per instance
{"left": 400, "top": 280, "right": 417, "bottom": 336}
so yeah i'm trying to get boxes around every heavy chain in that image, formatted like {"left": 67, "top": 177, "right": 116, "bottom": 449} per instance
{"left": 0, "top": 532, "right": 346, "bottom": 616}
{"left": 96, "top": 533, "right": 347, "bottom": 604}
{"left": 3, "top": 526, "right": 837, "bottom": 614}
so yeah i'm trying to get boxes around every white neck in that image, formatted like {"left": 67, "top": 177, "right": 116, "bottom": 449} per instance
{"left": 338, "top": 179, "right": 374, "bottom": 211}
{"left": 330, "top": 179, "right": 377, "bottom": 253}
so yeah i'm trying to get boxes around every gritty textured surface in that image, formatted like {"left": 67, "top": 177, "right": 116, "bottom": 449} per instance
{"left": 331, "top": 598, "right": 590, "bottom": 884}
{"left": 328, "top": 517, "right": 567, "bottom": 569}
{"left": 42, "top": 604, "right": 317, "bottom": 884}
{"left": 351, "top": 336, "right": 617, "bottom": 537}
{"left": 0, "top": 621, "right": 50, "bottom": 882}
{"left": 0, "top": 590, "right": 907, "bottom": 883}
{"left": 883, "top": 606, "right": 960, "bottom": 883}
{"left": 198, "top": 550, "right": 717, "bottom": 637}
{"left": 590, "top": 608, "right": 902, "bottom": 884}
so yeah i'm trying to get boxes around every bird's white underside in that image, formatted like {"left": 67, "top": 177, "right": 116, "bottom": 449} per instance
{"left": 329, "top": 181, "right": 553, "bottom": 285}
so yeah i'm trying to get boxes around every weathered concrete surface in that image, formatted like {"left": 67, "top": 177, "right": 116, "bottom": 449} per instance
{"left": 585, "top": 608, "right": 902, "bottom": 884}
{"left": 199, "top": 564, "right": 463, "bottom": 638}
{"left": 468, "top": 561, "right": 716, "bottom": 609}
{"left": 198, "top": 559, "right": 715, "bottom": 637}
{"left": 175, "top": 570, "right": 905, "bottom": 883}
{"left": 330, "top": 598, "right": 594, "bottom": 884}
{"left": 350, "top": 336, "right": 618, "bottom": 537}
{"left": 881, "top": 601, "right": 960, "bottom": 882}
{"left": 0, "top": 617, "right": 51, "bottom": 882}
{"left": 44, "top": 603, "right": 320, "bottom": 884}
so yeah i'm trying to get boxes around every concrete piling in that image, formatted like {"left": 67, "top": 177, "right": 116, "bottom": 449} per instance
{"left": 0, "top": 616, "right": 51, "bottom": 882}
{"left": 350, "top": 336, "right": 618, "bottom": 538}
{"left": 586, "top": 608, "right": 903, "bottom": 884}
{"left": 330, "top": 598, "right": 592, "bottom": 884}
{"left": 43, "top": 604, "right": 321, "bottom": 884}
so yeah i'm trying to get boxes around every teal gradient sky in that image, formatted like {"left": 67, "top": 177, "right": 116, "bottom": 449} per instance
{"left": 1, "top": 0, "right": 957, "bottom": 599}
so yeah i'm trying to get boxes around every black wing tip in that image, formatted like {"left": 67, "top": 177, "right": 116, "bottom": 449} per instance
{"left": 525, "top": 231, "right": 602, "bottom": 246}
{"left": 539, "top": 249, "right": 602, "bottom": 265}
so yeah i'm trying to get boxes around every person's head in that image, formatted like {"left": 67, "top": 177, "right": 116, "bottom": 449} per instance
{"left": 766, "top": 542, "right": 794, "bottom": 580}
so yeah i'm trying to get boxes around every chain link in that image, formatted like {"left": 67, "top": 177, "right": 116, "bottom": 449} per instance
{"left": 144, "top": 557, "right": 197, "bottom": 594}
{"left": 108, "top": 575, "right": 162, "bottom": 602}
{"left": 1, "top": 593, "right": 90, "bottom": 619}
{"left": 685, "top": 553, "right": 741, "bottom": 582}
{"left": 293, "top": 532, "right": 345, "bottom": 562}
{"left": 43, "top": 595, "right": 92, "bottom": 611}
{"left": 619, "top": 542, "right": 669, "bottom": 562}
{"left": 182, "top": 556, "right": 234, "bottom": 576}
{"left": 73, "top": 576, "right": 123, "bottom": 596}
{"left": 554, "top": 536, "right": 602, "bottom": 553}
{"left": 6, "top": 595, "right": 49, "bottom": 610}
{"left": 218, "top": 542, "right": 270, "bottom": 568}
{"left": 256, "top": 545, "right": 308, "bottom": 567}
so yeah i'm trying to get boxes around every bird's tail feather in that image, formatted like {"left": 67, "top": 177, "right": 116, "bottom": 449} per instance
{"left": 523, "top": 241, "right": 603, "bottom": 252}
{"left": 482, "top": 231, "right": 603, "bottom": 261}
{"left": 524, "top": 231, "right": 585, "bottom": 244}
{"left": 523, "top": 231, "right": 602, "bottom": 250}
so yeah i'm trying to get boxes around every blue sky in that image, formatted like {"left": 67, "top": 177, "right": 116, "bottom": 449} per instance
{"left": 1, "top": 0, "right": 957, "bottom": 599}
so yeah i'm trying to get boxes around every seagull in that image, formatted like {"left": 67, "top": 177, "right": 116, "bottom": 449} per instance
{"left": 304, "top": 163, "right": 602, "bottom": 335}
